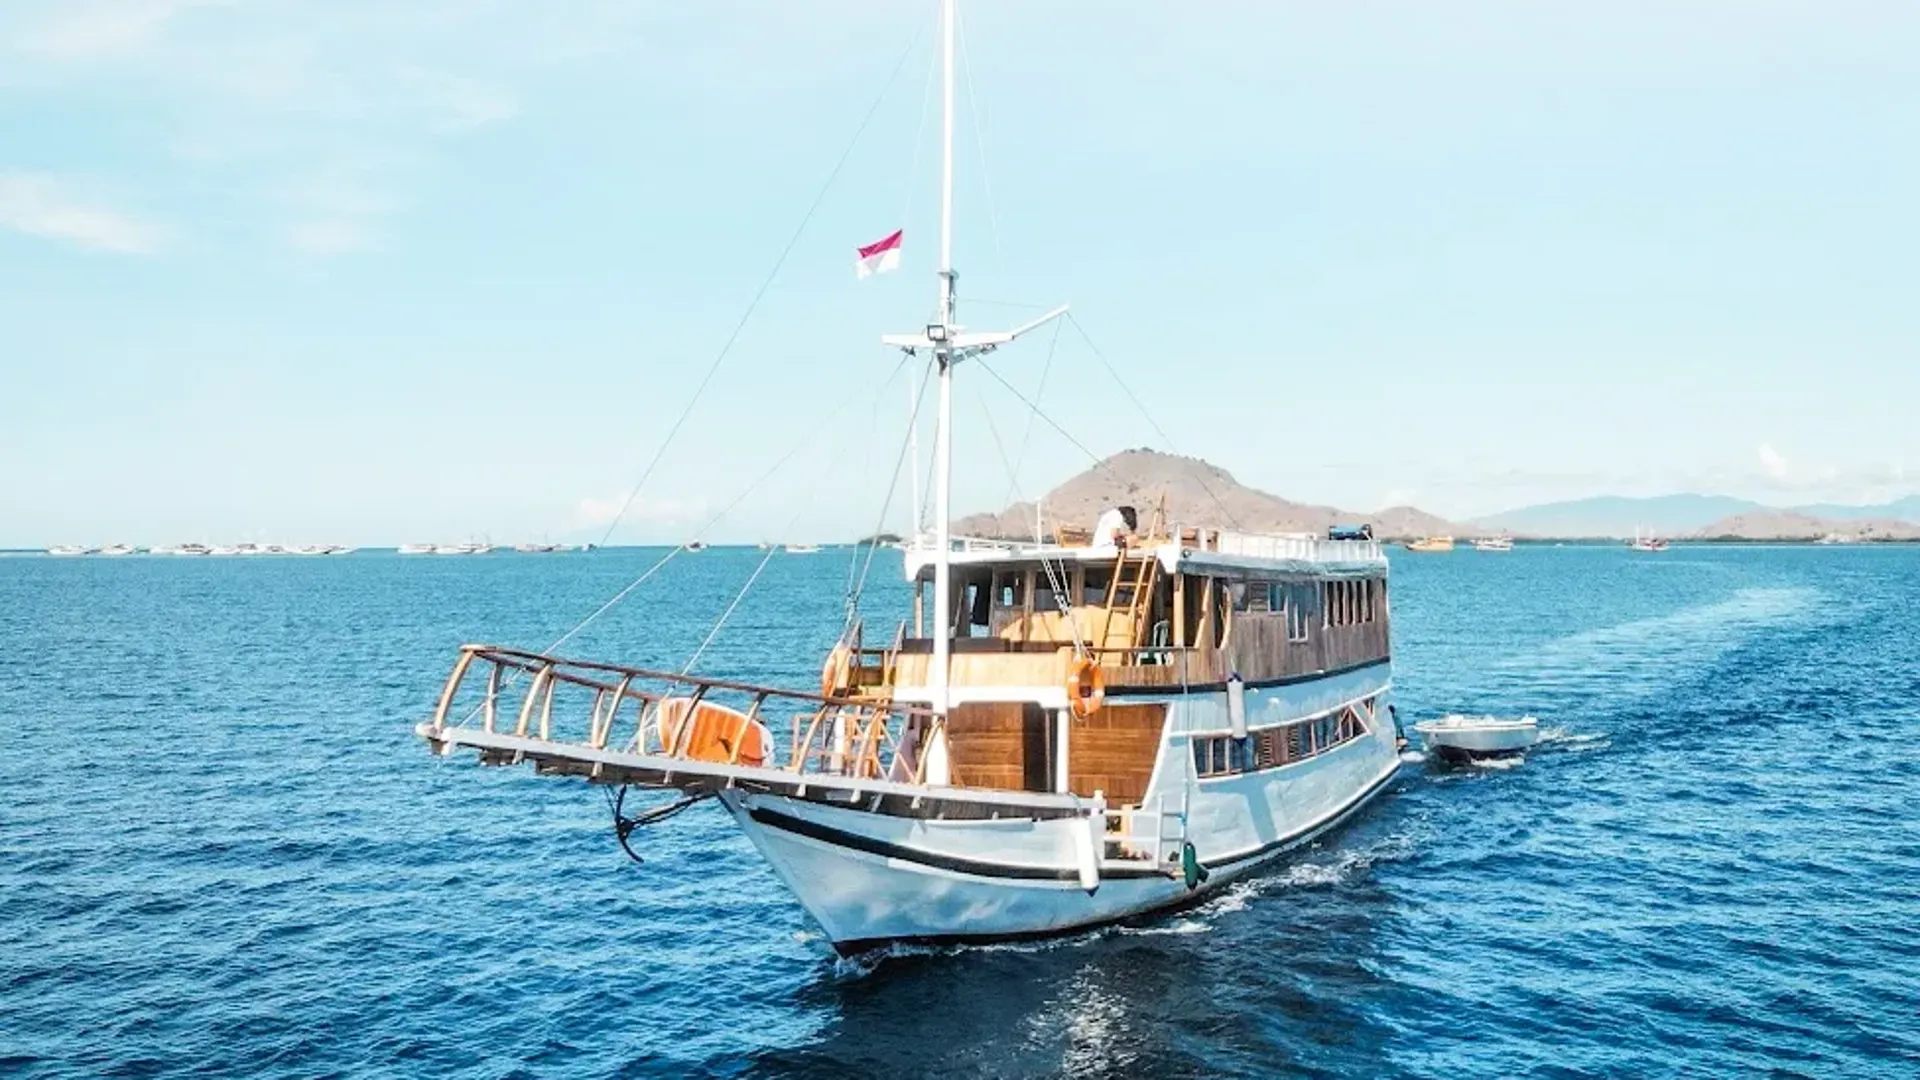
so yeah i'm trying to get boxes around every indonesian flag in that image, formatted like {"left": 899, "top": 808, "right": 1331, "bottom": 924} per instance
{"left": 856, "top": 229, "right": 903, "bottom": 278}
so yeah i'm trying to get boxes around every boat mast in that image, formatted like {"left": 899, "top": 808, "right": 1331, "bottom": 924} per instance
{"left": 879, "top": 0, "right": 1067, "bottom": 787}
{"left": 927, "top": 0, "right": 958, "bottom": 785}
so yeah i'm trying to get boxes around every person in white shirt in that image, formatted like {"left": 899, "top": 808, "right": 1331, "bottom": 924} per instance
{"left": 1091, "top": 505, "right": 1139, "bottom": 547}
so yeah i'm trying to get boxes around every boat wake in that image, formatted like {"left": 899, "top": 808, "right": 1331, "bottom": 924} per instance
{"left": 1496, "top": 586, "right": 1818, "bottom": 702}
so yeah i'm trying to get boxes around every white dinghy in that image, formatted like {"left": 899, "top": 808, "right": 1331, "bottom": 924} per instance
{"left": 1412, "top": 714, "right": 1540, "bottom": 763}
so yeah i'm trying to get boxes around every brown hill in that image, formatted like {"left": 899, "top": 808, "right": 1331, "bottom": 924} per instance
{"left": 1693, "top": 511, "right": 1920, "bottom": 542}
{"left": 952, "top": 448, "right": 1470, "bottom": 542}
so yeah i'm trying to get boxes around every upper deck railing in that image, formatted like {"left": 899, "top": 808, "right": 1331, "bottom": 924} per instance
{"left": 421, "top": 645, "right": 944, "bottom": 787}
{"left": 906, "top": 527, "right": 1384, "bottom": 566}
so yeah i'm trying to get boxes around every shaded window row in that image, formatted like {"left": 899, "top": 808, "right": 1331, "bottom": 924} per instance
{"left": 1191, "top": 701, "right": 1375, "bottom": 778}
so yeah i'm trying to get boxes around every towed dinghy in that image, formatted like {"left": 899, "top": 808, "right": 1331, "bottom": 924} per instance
{"left": 1413, "top": 714, "right": 1539, "bottom": 762}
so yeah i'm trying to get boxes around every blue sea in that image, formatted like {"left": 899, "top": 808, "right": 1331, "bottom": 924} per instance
{"left": 4, "top": 545, "right": 1917, "bottom": 1078}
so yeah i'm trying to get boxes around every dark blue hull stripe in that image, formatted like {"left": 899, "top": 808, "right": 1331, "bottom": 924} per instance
{"left": 819, "top": 761, "right": 1403, "bottom": 956}
{"left": 748, "top": 757, "right": 1400, "bottom": 895}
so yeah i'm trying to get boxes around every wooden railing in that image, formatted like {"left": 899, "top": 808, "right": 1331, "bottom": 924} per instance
{"left": 428, "top": 644, "right": 943, "bottom": 781}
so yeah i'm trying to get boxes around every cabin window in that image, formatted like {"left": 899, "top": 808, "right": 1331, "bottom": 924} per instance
{"left": 1324, "top": 579, "right": 1382, "bottom": 627}
{"left": 1277, "top": 582, "right": 1317, "bottom": 642}
{"left": 1082, "top": 569, "right": 1113, "bottom": 606}
{"left": 1228, "top": 581, "right": 1252, "bottom": 612}
{"left": 1246, "top": 582, "right": 1273, "bottom": 613}
{"left": 1192, "top": 735, "right": 1252, "bottom": 778}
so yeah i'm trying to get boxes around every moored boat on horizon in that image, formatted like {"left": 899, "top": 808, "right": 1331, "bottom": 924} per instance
{"left": 1405, "top": 536, "right": 1454, "bottom": 553}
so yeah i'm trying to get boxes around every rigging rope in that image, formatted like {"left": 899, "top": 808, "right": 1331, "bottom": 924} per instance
{"left": 592, "top": 22, "right": 929, "bottom": 548}
{"left": 447, "top": 353, "right": 914, "bottom": 730}
{"left": 845, "top": 354, "right": 938, "bottom": 627}
{"left": 1003, "top": 317, "right": 1064, "bottom": 508}
{"left": 975, "top": 382, "right": 1087, "bottom": 658}
{"left": 955, "top": 3, "right": 1005, "bottom": 279}
{"left": 1066, "top": 312, "right": 1245, "bottom": 530}
{"left": 680, "top": 543, "right": 780, "bottom": 677}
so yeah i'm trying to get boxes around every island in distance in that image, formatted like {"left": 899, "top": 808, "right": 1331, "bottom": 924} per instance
{"left": 943, "top": 449, "right": 1920, "bottom": 544}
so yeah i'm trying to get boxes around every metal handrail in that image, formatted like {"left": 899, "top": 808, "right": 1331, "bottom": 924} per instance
{"left": 427, "top": 645, "right": 940, "bottom": 781}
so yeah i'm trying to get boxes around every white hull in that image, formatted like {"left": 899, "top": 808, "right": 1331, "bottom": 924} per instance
{"left": 725, "top": 672, "right": 1400, "bottom": 953}
{"left": 1414, "top": 716, "right": 1538, "bottom": 759}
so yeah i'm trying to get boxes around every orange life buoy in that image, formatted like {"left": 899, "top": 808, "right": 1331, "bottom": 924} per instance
{"left": 1067, "top": 654, "right": 1105, "bottom": 719}
{"left": 821, "top": 642, "right": 854, "bottom": 698}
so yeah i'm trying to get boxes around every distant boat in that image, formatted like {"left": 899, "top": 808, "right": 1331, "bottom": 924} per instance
{"left": 46, "top": 545, "right": 90, "bottom": 557}
{"left": 1627, "top": 527, "right": 1668, "bottom": 552}
{"left": 397, "top": 543, "right": 435, "bottom": 555}
{"left": 1404, "top": 536, "right": 1454, "bottom": 553}
{"left": 783, "top": 543, "right": 821, "bottom": 554}
{"left": 1471, "top": 536, "right": 1514, "bottom": 552}
{"left": 432, "top": 542, "right": 490, "bottom": 555}
{"left": 1816, "top": 532, "right": 1856, "bottom": 546}
{"left": 97, "top": 544, "right": 136, "bottom": 557}
{"left": 209, "top": 545, "right": 242, "bottom": 556}
{"left": 685, "top": 541, "right": 708, "bottom": 552}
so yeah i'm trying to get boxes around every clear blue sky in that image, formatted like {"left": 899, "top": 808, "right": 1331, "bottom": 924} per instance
{"left": 3, "top": 1, "right": 1916, "bottom": 546}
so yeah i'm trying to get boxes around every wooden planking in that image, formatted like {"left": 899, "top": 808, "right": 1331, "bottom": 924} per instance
{"left": 947, "top": 701, "right": 1051, "bottom": 793}
{"left": 1068, "top": 703, "right": 1166, "bottom": 806}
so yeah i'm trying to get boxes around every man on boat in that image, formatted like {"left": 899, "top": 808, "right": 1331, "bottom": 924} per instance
{"left": 1093, "top": 505, "right": 1139, "bottom": 547}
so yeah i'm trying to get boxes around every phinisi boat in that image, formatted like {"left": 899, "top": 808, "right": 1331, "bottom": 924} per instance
{"left": 416, "top": 0, "right": 1402, "bottom": 955}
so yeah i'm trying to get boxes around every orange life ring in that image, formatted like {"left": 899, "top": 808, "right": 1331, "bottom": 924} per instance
{"left": 821, "top": 642, "right": 854, "bottom": 698}
{"left": 1067, "top": 654, "right": 1105, "bottom": 719}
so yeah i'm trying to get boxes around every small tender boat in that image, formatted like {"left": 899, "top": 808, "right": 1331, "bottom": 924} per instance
{"left": 685, "top": 540, "right": 708, "bottom": 552}
{"left": 1404, "top": 536, "right": 1454, "bottom": 553}
{"left": 1472, "top": 536, "right": 1513, "bottom": 552}
{"left": 397, "top": 543, "right": 435, "bottom": 555}
{"left": 97, "top": 544, "right": 137, "bottom": 557}
{"left": 1413, "top": 714, "right": 1540, "bottom": 762}
{"left": 783, "top": 543, "right": 821, "bottom": 554}
{"left": 46, "top": 545, "right": 91, "bottom": 556}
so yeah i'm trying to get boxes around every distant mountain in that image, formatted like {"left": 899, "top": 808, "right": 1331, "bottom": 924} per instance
{"left": 951, "top": 449, "right": 1471, "bottom": 542}
{"left": 1790, "top": 495, "right": 1920, "bottom": 523}
{"left": 1480, "top": 492, "right": 1920, "bottom": 538}
{"left": 1693, "top": 511, "right": 1920, "bottom": 542}
{"left": 1475, "top": 494, "right": 1762, "bottom": 538}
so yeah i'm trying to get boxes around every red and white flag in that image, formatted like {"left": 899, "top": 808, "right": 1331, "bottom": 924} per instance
{"left": 855, "top": 229, "right": 903, "bottom": 278}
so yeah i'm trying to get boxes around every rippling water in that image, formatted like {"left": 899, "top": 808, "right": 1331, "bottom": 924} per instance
{"left": 4, "top": 545, "right": 1917, "bottom": 1077}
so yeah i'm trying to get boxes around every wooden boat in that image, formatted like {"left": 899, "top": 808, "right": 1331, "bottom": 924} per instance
{"left": 1404, "top": 536, "right": 1454, "bottom": 553}
{"left": 1471, "top": 536, "right": 1513, "bottom": 552}
{"left": 417, "top": 0, "right": 1401, "bottom": 955}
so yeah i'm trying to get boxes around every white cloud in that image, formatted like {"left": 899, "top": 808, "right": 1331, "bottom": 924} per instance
{"left": 18, "top": 0, "right": 213, "bottom": 60}
{"left": 0, "top": 171, "right": 167, "bottom": 253}
{"left": 1756, "top": 442, "right": 1790, "bottom": 481}
{"left": 570, "top": 493, "right": 710, "bottom": 533}
{"left": 6, "top": 0, "right": 548, "bottom": 257}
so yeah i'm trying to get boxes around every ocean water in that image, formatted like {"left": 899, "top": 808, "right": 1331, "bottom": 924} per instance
{"left": 3, "top": 545, "right": 1917, "bottom": 1078}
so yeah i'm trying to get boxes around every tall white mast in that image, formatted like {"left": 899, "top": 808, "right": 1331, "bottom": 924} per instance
{"left": 880, "top": 0, "right": 1067, "bottom": 787}
{"left": 925, "top": 0, "right": 959, "bottom": 786}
